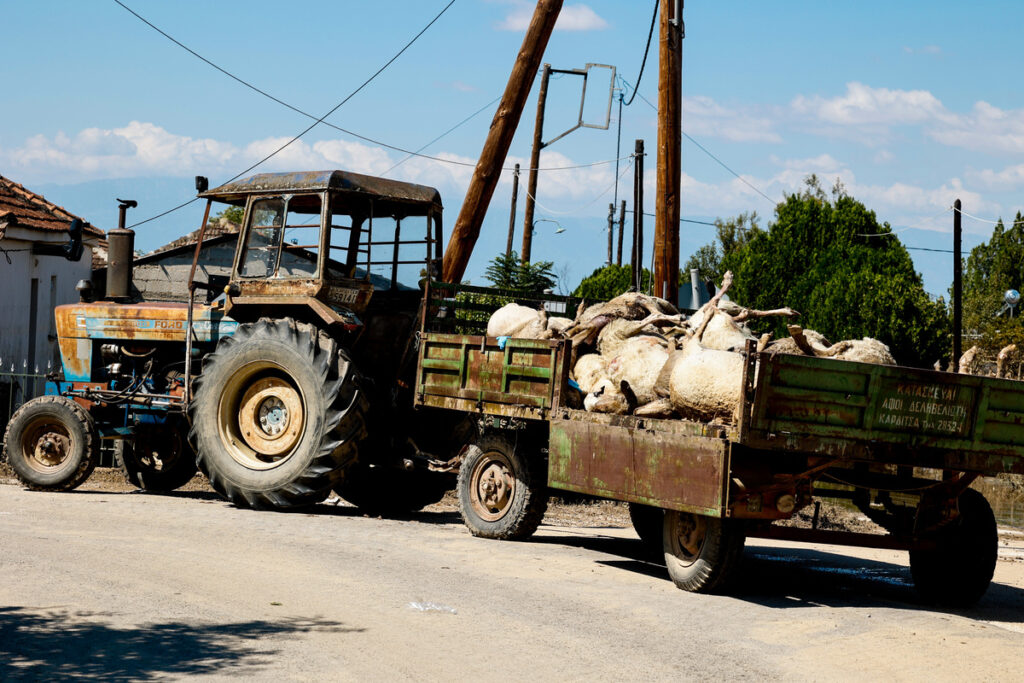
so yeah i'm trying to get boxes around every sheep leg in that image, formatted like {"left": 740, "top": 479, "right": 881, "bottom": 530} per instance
{"left": 958, "top": 345, "right": 980, "bottom": 374}
{"left": 787, "top": 325, "right": 817, "bottom": 356}
{"left": 997, "top": 344, "right": 1018, "bottom": 378}
{"left": 731, "top": 306, "right": 800, "bottom": 323}
{"left": 756, "top": 332, "right": 773, "bottom": 353}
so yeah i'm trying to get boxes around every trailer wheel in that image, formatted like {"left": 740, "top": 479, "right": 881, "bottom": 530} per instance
{"left": 629, "top": 502, "right": 664, "bottom": 550}
{"left": 116, "top": 418, "right": 198, "bottom": 492}
{"left": 2, "top": 395, "right": 97, "bottom": 491}
{"left": 190, "top": 318, "right": 367, "bottom": 509}
{"left": 910, "top": 488, "right": 998, "bottom": 607}
{"left": 457, "top": 433, "right": 548, "bottom": 540}
{"left": 663, "top": 510, "right": 745, "bottom": 593}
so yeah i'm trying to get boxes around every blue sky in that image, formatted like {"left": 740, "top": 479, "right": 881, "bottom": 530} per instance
{"left": 3, "top": 1, "right": 1024, "bottom": 296}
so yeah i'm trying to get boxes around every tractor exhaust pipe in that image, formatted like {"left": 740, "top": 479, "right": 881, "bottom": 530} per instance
{"left": 106, "top": 198, "right": 137, "bottom": 301}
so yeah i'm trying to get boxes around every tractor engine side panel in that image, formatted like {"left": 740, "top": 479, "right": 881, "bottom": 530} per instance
{"left": 54, "top": 301, "right": 238, "bottom": 381}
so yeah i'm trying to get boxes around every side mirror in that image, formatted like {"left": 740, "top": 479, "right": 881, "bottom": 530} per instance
{"left": 195, "top": 176, "right": 209, "bottom": 194}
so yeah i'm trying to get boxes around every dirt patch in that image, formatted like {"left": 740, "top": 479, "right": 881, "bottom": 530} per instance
{"left": 775, "top": 500, "right": 887, "bottom": 534}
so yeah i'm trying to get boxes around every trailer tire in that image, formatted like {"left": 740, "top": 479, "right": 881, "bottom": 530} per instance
{"left": 116, "top": 418, "right": 198, "bottom": 492}
{"left": 629, "top": 502, "right": 664, "bottom": 551}
{"left": 3, "top": 395, "right": 97, "bottom": 491}
{"left": 910, "top": 488, "right": 997, "bottom": 607}
{"left": 190, "top": 318, "right": 367, "bottom": 510}
{"left": 457, "top": 433, "right": 547, "bottom": 540}
{"left": 663, "top": 510, "right": 745, "bottom": 593}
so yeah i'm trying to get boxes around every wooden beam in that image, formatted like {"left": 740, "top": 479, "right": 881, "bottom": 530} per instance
{"left": 441, "top": 0, "right": 563, "bottom": 283}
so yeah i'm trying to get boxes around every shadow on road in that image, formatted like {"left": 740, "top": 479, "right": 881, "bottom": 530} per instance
{"left": 0, "top": 607, "right": 364, "bottom": 681}
{"left": 533, "top": 531, "right": 1024, "bottom": 620}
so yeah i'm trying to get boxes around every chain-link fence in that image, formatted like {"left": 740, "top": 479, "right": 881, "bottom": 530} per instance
{"left": 0, "top": 370, "right": 117, "bottom": 467}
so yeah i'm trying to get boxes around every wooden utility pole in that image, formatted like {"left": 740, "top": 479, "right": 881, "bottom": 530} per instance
{"left": 521, "top": 63, "right": 553, "bottom": 264}
{"left": 606, "top": 203, "right": 615, "bottom": 264}
{"left": 631, "top": 139, "right": 645, "bottom": 290}
{"left": 616, "top": 199, "right": 626, "bottom": 266}
{"left": 506, "top": 163, "right": 520, "bottom": 257}
{"left": 441, "top": 0, "right": 563, "bottom": 283}
{"left": 653, "top": 0, "right": 683, "bottom": 301}
{"left": 953, "top": 198, "right": 963, "bottom": 364}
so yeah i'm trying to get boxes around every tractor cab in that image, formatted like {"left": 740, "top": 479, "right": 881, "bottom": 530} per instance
{"left": 199, "top": 170, "right": 444, "bottom": 329}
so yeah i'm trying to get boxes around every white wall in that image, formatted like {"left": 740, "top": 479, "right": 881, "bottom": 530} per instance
{"left": 0, "top": 233, "right": 94, "bottom": 383}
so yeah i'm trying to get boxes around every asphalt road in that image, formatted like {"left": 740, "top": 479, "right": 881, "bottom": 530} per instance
{"left": 2, "top": 484, "right": 1023, "bottom": 681}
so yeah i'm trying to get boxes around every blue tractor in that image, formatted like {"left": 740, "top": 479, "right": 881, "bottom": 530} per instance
{"left": 3, "top": 170, "right": 461, "bottom": 511}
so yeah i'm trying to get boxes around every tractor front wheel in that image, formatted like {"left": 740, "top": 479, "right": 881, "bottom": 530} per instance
{"left": 3, "top": 396, "right": 97, "bottom": 491}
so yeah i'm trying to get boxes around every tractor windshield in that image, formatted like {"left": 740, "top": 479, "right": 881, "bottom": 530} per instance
{"left": 238, "top": 195, "right": 322, "bottom": 279}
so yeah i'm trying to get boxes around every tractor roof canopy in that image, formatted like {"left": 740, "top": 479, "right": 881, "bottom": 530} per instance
{"left": 200, "top": 170, "right": 443, "bottom": 216}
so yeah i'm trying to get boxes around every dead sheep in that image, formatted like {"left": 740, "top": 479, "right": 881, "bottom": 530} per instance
{"left": 667, "top": 338, "right": 745, "bottom": 422}
{"left": 573, "top": 354, "right": 608, "bottom": 394}
{"left": 606, "top": 336, "right": 670, "bottom": 406}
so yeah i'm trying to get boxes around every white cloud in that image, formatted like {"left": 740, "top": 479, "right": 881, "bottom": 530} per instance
{"left": 926, "top": 100, "right": 1024, "bottom": 154}
{"left": 903, "top": 45, "right": 942, "bottom": 55}
{"left": 873, "top": 149, "right": 894, "bottom": 164}
{"left": 683, "top": 96, "right": 782, "bottom": 143}
{"left": 791, "top": 82, "right": 945, "bottom": 126}
{"left": 497, "top": 2, "right": 608, "bottom": 32}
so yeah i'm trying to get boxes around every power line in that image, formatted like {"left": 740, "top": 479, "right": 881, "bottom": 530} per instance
{"left": 621, "top": 76, "right": 776, "bottom": 207}
{"left": 382, "top": 95, "right": 501, "bottom": 176}
{"left": 625, "top": 208, "right": 717, "bottom": 227}
{"left": 115, "top": 0, "right": 626, "bottom": 175}
{"left": 525, "top": 158, "right": 635, "bottom": 217}
{"left": 622, "top": 0, "right": 659, "bottom": 107}
{"left": 953, "top": 205, "right": 1024, "bottom": 227}
{"left": 123, "top": 0, "right": 457, "bottom": 228}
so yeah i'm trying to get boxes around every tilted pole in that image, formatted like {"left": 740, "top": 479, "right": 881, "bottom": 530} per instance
{"left": 521, "top": 63, "right": 553, "bottom": 264}
{"left": 631, "top": 139, "right": 645, "bottom": 291}
{"left": 653, "top": 0, "right": 683, "bottom": 301}
{"left": 442, "top": 0, "right": 563, "bottom": 283}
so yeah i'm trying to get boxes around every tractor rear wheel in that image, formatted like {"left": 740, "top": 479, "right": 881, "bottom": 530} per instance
{"left": 116, "top": 417, "right": 198, "bottom": 492}
{"left": 3, "top": 395, "right": 97, "bottom": 491}
{"left": 335, "top": 464, "right": 452, "bottom": 515}
{"left": 189, "top": 318, "right": 367, "bottom": 509}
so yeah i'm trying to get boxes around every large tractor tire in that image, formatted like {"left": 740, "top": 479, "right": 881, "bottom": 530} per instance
{"left": 189, "top": 318, "right": 367, "bottom": 509}
{"left": 457, "top": 432, "right": 548, "bottom": 540}
{"left": 3, "top": 395, "right": 98, "bottom": 491}
{"left": 116, "top": 417, "right": 198, "bottom": 492}
{"left": 910, "top": 488, "right": 998, "bottom": 607}
{"left": 335, "top": 464, "right": 452, "bottom": 515}
{"left": 663, "top": 509, "right": 746, "bottom": 593}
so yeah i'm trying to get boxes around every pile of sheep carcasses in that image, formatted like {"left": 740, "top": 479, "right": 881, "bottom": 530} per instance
{"left": 486, "top": 271, "right": 896, "bottom": 424}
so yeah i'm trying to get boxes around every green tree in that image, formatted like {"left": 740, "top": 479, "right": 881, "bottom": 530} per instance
{"left": 207, "top": 205, "right": 244, "bottom": 228}
{"left": 573, "top": 264, "right": 652, "bottom": 301}
{"left": 682, "top": 211, "right": 762, "bottom": 284}
{"left": 483, "top": 251, "right": 557, "bottom": 293}
{"left": 961, "top": 211, "right": 1024, "bottom": 351}
{"left": 698, "top": 176, "right": 948, "bottom": 367}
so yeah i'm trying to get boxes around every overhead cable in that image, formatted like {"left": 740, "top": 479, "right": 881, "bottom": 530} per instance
{"left": 121, "top": 0, "right": 457, "bottom": 228}
{"left": 622, "top": 0, "right": 659, "bottom": 107}
{"left": 621, "top": 77, "right": 777, "bottom": 207}
{"left": 115, "top": 0, "right": 625, "bottom": 174}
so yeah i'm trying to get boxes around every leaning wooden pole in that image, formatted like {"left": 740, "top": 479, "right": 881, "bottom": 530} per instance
{"left": 442, "top": 0, "right": 563, "bottom": 283}
{"left": 653, "top": 0, "right": 683, "bottom": 301}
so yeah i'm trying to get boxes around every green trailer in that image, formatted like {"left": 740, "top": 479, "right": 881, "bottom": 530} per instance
{"left": 415, "top": 283, "right": 1024, "bottom": 605}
